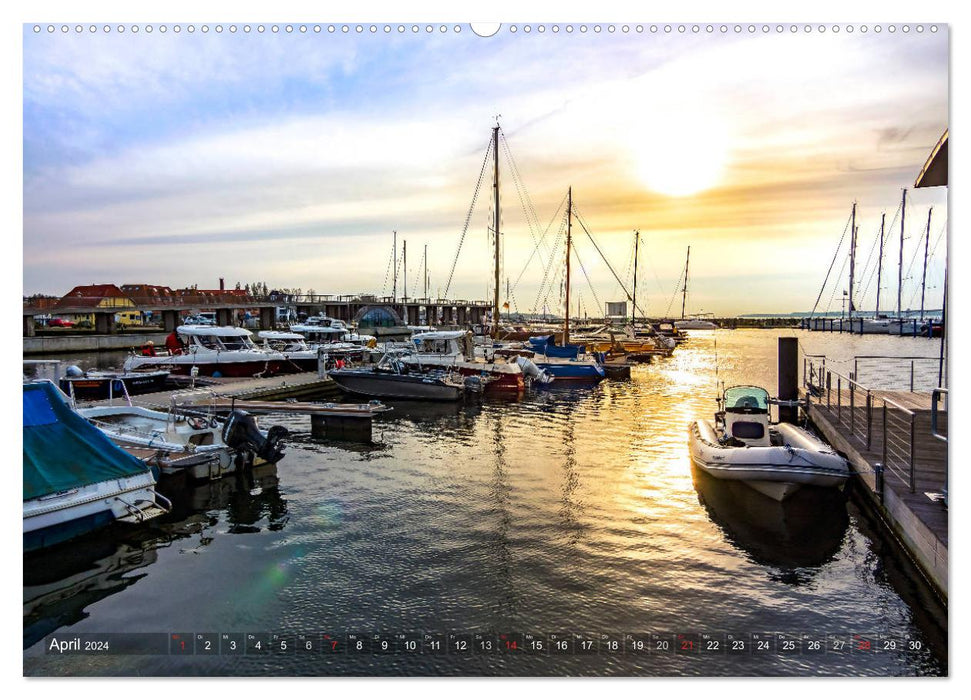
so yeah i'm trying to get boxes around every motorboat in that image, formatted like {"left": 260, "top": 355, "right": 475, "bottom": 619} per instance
{"left": 23, "top": 380, "right": 171, "bottom": 552}
{"left": 57, "top": 365, "right": 170, "bottom": 401}
{"left": 675, "top": 317, "right": 719, "bottom": 330}
{"left": 290, "top": 324, "right": 373, "bottom": 361}
{"left": 257, "top": 330, "right": 318, "bottom": 371}
{"left": 123, "top": 325, "right": 289, "bottom": 377}
{"left": 403, "top": 330, "right": 527, "bottom": 392}
{"left": 688, "top": 385, "right": 849, "bottom": 501}
{"left": 78, "top": 396, "right": 288, "bottom": 482}
{"left": 328, "top": 353, "right": 473, "bottom": 401}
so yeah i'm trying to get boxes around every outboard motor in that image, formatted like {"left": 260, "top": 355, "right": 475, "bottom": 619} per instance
{"left": 515, "top": 356, "right": 554, "bottom": 385}
{"left": 222, "top": 409, "right": 288, "bottom": 464}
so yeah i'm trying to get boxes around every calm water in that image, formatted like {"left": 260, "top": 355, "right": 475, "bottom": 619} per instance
{"left": 23, "top": 330, "right": 947, "bottom": 676}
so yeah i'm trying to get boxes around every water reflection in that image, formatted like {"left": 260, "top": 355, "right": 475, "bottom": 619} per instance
{"left": 23, "top": 538, "right": 157, "bottom": 649}
{"left": 691, "top": 464, "right": 849, "bottom": 580}
{"left": 23, "top": 465, "right": 287, "bottom": 647}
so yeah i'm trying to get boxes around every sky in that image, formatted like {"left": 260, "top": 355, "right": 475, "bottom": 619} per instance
{"left": 22, "top": 21, "right": 949, "bottom": 316}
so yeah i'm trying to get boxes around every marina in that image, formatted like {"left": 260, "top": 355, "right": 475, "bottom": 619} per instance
{"left": 22, "top": 329, "right": 947, "bottom": 676}
{"left": 21, "top": 20, "right": 951, "bottom": 683}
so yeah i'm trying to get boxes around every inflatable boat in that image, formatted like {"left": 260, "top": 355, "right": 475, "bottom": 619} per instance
{"left": 688, "top": 385, "right": 849, "bottom": 501}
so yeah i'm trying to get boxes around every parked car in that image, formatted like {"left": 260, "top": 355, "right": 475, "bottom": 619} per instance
{"left": 48, "top": 318, "right": 75, "bottom": 328}
{"left": 183, "top": 315, "right": 216, "bottom": 326}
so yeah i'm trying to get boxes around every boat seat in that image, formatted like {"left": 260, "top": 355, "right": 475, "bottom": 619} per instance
{"left": 730, "top": 420, "right": 766, "bottom": 441}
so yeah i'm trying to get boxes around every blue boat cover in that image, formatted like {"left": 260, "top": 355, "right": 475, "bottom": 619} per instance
{"left": 23, "top": 381, "right": 150, "bottom": 501}
{"left": 527, "top": 335, "right": 585, "bottom": 359}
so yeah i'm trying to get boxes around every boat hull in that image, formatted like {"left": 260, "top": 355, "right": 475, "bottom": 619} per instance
{"left": 23, "top": 473, "right": 162, "bottom": 552}
{"left": 401, "top": 358, "right": 524, "bottom": 392}
{"left": 59, "top": 371, "right": 170, "bottom": 401}
{"left": 329, "top": 370, "right": 463, "bottom": 401}
{"left": 126, "top": 355, "right": 289, "bottom": 377}
{"left": 534, "top": 361, "right": 606, "bottom": 381}
{"left": 688, "top": 420, "right": 849, "bottom": 501}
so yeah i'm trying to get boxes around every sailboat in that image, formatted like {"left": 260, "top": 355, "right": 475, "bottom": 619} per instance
{"left": 529, "top": 187, "right": 606, "bottom": 382}
{"left": 674, "top": 247, "right": 718, "bottom": 330}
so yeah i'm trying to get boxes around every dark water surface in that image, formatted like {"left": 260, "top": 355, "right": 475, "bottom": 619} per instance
{"left": 23, "top": 330, "right": 947, "bottom": 676}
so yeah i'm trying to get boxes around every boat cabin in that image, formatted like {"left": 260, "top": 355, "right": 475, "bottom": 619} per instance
{"left": 176, "top": 325, "right": 258, "bottom": 352}
{"left": 412, "top": 330, "right": 474, "bottom": 359}
{"left": 257, "top": 331, "right": 310, "bottom": 352}
{"left": 291, "top": 325, "right": 356, "bottom": 345}
{"left": 718, "top": 385, "right": 771, "bottom": 447}
{"left": 302, "top": 315, "right": 348, "bottom": 330}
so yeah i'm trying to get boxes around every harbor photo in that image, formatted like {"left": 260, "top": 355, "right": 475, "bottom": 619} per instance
{"left": 21, "top": 19, "right": 948, "bottom": 678}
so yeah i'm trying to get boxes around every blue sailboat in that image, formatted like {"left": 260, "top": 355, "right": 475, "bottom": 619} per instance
{"left": 23, "top": 380, "right": 170, "bottom": 552}
{"left": 530, "top": 187, "right": 606, "bottom": 382}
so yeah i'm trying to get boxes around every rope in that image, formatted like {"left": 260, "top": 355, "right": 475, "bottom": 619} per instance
{"left": 572, "top": 205, "right": 649, "bottom": 317}
{"left": 443, "top": 134, "right": 494, "bottom": 298}
{"left": 499, "top": 130, "right": 549, "bottom": 273}
{"left": 532, "top": 224, "right": 566, "bottom": 314}
{"left": 809, "top": 210, "right": 853, "bottom": 319}
{"left": 571, "top": 241, "right": 603, "bottom": 316}
{"left": 380, "top": 240, "right": 394, "bottom": 298}
{"left": 510, "top": 191, "right": 568, "bottom": 296}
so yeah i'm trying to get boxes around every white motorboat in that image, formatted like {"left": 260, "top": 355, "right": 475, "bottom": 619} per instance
{"left": 78, "top": 397, "right": 288, "bottom": 482}
{"left": 290, "top": 324, "right": 372, "bottom": 361}
{"left": 688, "top": 385, "right": 849, "bottom": 501}
{"left": 675, "top": 318, "right": 719, "bottom": 330}
{"left": 124, "top": 325, "right": 290, "bottom": 377}
{"left": 23, "top": 380, "right": 171, "bottom": 551}
{"left": 257, "top": 330, "right": 318, "bottom": 371}
{"left": 403, "top": 330, "right": 527, "bottom": 392}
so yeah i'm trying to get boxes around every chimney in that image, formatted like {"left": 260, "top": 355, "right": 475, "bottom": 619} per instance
{"left": 219, "top": 277, "right": 225, "bottom": 291}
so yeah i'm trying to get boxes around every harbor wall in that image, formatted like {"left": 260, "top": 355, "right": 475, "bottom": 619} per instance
{"left": 23, "top": 332, "right": 168, "bottom": 355}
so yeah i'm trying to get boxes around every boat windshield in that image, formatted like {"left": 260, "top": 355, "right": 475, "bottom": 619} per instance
{"left": 220, "top": 336, "right": 255, "bottom": 351}
{"left": 723, "top": 386, "right": 769, "bottom": 411}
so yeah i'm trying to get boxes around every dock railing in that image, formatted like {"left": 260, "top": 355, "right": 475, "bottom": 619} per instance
{"left": 881, "top": 397, "right": 917, "bottom": 493}
{"left": 804, "top": 355, "right": 873, "bottom": 451}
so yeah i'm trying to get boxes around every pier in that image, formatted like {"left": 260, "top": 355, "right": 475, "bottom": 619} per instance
{"left": 797, "top": 353, "right": 947, "bottom": 601}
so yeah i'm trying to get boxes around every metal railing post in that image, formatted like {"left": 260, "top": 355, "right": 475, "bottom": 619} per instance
{"left": 874, "top": 462, "right": 885, "bottom": 504}
{"left": 909, "top": 414, "right": 917, "bottom": 493}
{"left": 910, "top": 361, "right": 915, "bottom": 392}
{"left": 882, "top": 402, "right": 888, "bottom": 473}
{"left": 837, "top": 376, "right": 842, "bottom": 423}
{"left": 866, "top": 392, "right": 872, "bottom": 451}
{"left": 850, "top": 381, "right": 855, "bottom": 436}
{"left": 826, "top": 371, "right": 831, "bottom": 409}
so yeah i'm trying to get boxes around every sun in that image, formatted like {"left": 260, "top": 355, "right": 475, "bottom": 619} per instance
{"left": 629, "top": 111, "right": 730, "bottom": 198}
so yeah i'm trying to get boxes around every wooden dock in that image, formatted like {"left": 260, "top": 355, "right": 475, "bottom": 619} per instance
{"left": 799, "top": 385, "right": 948, "bottom": 600}
{"left": 88, "top": 371, "right": 341, "bottom": 410}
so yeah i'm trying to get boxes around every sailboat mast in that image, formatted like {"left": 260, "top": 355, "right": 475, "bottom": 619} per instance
{"left": 423, "top": 244, "right": 428, "bottom": 299}
{"left": 681, "top": 246, "right": 691, "bottom": 320}
{"left": 393, "top": 230, "right": 397, "bottom": 302}
{"left": 848, "top": 202, "right": 857, "bottom": 322}
{"left": 403, "top": 240, "right": 407, "bottom": 301}
{"left": 920, "top": 208, "right": 933, "bottom": 321}
{"left": 492, "top": 125, "right": 501, "bottom": 339}
{"left": 564, "top": 186, "right": 572, "bottom": 345}
{"left": 632, "top": 230, "right": 640, "bottom": 324}
{"left": 876, "top": 213, "right": 885, "bottom": 317}
{"left": 898, "top": 188, "right": 907, "bottom": 318}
